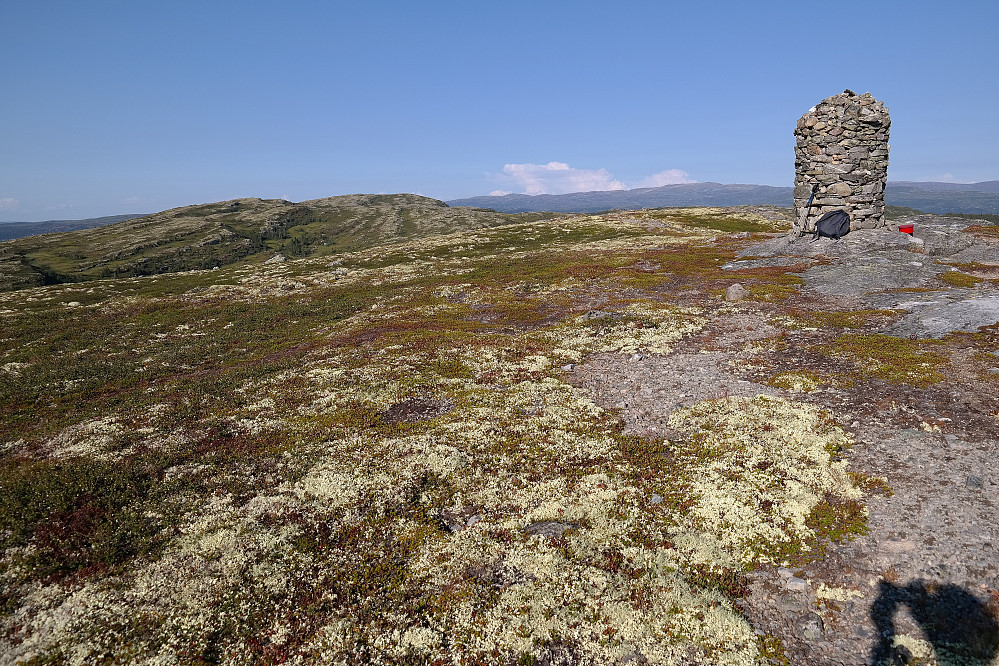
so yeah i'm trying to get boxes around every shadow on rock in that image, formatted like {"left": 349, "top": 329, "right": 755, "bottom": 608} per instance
{"left": 870, "top": 580, "right": 999, "bottom": 665}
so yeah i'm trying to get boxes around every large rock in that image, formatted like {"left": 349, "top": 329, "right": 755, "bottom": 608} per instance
{"left": 889, "top": 296, "right": 999, "bottom": 338}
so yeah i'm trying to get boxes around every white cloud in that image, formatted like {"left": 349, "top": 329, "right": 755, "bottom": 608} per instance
{"left": 633, "top": 169, "right": 695, "bottom": 188}
{"left": 914, "top": 172, "right": 976, "bottom": 184}
{"left": 497, "top": 161, "right": 627, "bottom": 195}
{"left": 490, "top": 162, "right": 694, "bottom": 195}
{"left": 0, "top": 197, "right": 18, "bottom": 210}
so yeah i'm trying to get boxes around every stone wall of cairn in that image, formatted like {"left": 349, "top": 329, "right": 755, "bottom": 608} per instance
{"left": 793, "top": 90, "right": 890, "bottom": 231}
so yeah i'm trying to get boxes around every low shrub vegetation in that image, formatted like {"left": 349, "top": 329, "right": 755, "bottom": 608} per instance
{"left": 0, "top": 207, "right": 871, "bottom": 665}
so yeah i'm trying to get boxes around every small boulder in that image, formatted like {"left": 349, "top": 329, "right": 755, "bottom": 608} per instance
{"left": 725, "top": 283, "right": 747, "bottom": 301}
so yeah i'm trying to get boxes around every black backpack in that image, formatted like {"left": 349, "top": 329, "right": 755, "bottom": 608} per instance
{"left": 814, "top": 210, "right": 851, "bottom": 240}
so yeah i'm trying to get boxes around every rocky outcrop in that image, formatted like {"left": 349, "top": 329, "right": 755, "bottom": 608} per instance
{"left": 794, "top": 90, "right": 891, "bottom": 232}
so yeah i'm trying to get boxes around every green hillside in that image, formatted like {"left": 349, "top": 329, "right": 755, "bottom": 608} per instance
{"left": 0, "top": 194, "right": 550, "bottom": 292}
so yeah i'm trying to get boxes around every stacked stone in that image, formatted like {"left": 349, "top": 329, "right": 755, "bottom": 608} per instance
{"left": 793, "top": 90, "right": 890, "bottom": 231}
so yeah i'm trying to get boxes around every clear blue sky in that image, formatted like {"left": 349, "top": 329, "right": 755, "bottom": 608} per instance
{"left": 2, "top": 0, "right": 997, "bottom": 221}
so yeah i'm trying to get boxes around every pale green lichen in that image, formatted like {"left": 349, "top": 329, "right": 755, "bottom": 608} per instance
{"left": 815, "top": 582, "right": 863, "bottom": 601}
{"left": 0, "top": 209, "right": 868, "bottom": 665}
{"left": 549, "top": 302, "right": 706, "bottom": 356}
{"left": 666, "top": 395, "right": 861, "bottom": 566}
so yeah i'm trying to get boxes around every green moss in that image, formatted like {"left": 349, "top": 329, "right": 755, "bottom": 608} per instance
{"left": 746, "top": 283, "right": 800, "bottom": 301}
{"left": 764, "top": 369, "right": 822, "bottom": 392}
{"left": 805, "top": 493, "right": 869, "bottom": 543}
{"left": 757, "top": 634, "right": 790, "bottom": 665}
{"left": 790, "top": 308, "right": 902, "bottom": 329}
{"left": 0, "top": 207, "right": 884, "bottom": 662}
{"left": 825, "top": 333, "right": 947, "bottom": 387}
{"left": 938, "top": 270, "right": 984, "bottom": 287}
{"left": 849, "top": 472, "right": 893, "bottom": 497}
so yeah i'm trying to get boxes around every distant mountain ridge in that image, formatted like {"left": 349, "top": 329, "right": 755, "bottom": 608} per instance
{"left": 889, "top": 180, "right": 999, "bottom": 192}
{"left": 449, "top": 183, "right": 792, "bottom": 214}
{"left": 448, "top": 181, "right": 999, "bottom": 215}
{"left": 0, "top": 214, "right": 147, "bottom": 242}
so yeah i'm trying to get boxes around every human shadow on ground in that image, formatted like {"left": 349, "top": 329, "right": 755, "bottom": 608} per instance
{"left": 870, "top": 580, "right": 999, "bottom": 665}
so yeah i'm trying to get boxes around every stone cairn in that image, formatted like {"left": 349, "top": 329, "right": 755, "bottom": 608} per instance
{"left": 793, "top": 90, "right": 890, "bottom": 232}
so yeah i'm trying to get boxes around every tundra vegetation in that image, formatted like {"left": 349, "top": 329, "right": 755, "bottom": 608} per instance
{"left": 0, "top": 199, "right": 988, "bottom": 665}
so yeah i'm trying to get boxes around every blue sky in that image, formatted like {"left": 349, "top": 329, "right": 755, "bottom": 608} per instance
{"left": 2, "top": 1, "right": 997, "bottom": 221}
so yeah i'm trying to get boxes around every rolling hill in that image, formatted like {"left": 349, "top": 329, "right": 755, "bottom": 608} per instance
{"left": 0, "top": 194, "right": 549, "bottom": 292}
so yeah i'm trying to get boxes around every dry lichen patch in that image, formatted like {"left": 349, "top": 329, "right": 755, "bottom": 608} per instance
{"left": 0, "top": 209, "right": 870, "bottom": 664}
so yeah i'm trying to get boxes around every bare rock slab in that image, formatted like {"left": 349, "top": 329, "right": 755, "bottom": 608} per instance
{"left": 889, "top": 295, "right": 999, "bottom": 338}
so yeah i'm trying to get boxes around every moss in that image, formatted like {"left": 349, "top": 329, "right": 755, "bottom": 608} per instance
{"left": 0, "top": 208, "right": 878, "bottom": 664}
{"left": 938, "top": 270, "right": 984, "bottom": 288}
{"left": 765, "top": 370, "right": 822, "bottom": 392}
{"left": 962, "top": 223, "right": 999, "bottom": 237}
{"left": 805, "top": 493, "right": 869, "bottom": 543}
{"left": 790, "top": 308, "right": 902, "bottom": 329}
{"left": 825, "top": 333, "right": 948, "bottom": 387}
{"left": 746, "top": 283, "right": 800, "bottom": 301}
{"left": 849, "top": 472, "right": 893, "bottom": 497}
{"left": 685, "top": 564, "right": 750, "bottom": 599}
{"left": 12, "top": 651, "right": 66, "bottom": 666}
{"left": 757, "top": 634, "right": 790, "bottom": 665}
